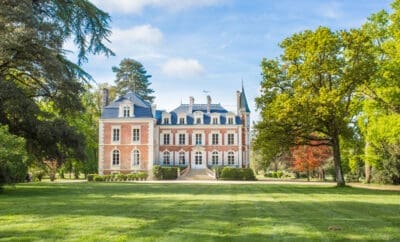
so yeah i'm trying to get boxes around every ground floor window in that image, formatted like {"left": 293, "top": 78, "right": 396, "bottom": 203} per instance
{"left": 212, "top": 151, "right": 219, "bottom": 165}
{"left": 132, "top": 150, "right": 140, "bottom": 167}
{"left": 195, "top": 151, "right": 202, "bottom": 165}
{"left": 163, "top": 151, "right": 170, "bottom": 165}
{"left": 179, "top": 151, "right": 186, "bottom": 165}
{"left": 112, "top": 150, "right": 120, "bottom": 165}
{"left": 227, "top": 151, "right": 234, "bottom": 165}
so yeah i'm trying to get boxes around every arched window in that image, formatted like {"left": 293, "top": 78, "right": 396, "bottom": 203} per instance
{"left": 163, "top": 151, "right": 170, "bottom": 165}
{"left": 227, "top": 151, "right": 234, "bottom": 165}
{"left": 132, "top": 150, "right": 140, "bottom": 167}
{"left": 123, "top": 106, "right": 130, "bottom": 117}
{"left": 195, "top": 151, "right": 202, "bottom": 165}
{"left": 212, "top": 151, "right": 219, "bottom": 165}
{"left": 179, "top": 151, "right": 185, "bottom": 165}
{"left": 112, "top": 150, "right": 120, "bottom": 166}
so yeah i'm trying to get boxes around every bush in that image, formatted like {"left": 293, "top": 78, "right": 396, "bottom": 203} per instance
{"left": 152, "top": 165, "right": 177, "bottom": 180}
{"left": 220, "top": 167, "right": 256, "bottom": 181}
{"left": 116, "top": 174, "right": 127, "bottom": 181}
{"left": 214, "top": 167, "right": 223, "bottom": 179}
{"left": 127, "top": 174, "right": 137, "bottom": 181}
{"left": 87, "top": 174, "right": 95, "bottom": 182}
{"left": 93, "top": 175, "right": 104, "bottom": 182}
{"left": 137, "top": 172, "right": 148, "bottom": 180}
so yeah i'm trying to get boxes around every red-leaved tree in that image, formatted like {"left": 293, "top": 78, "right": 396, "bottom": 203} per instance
{"left": 291, "top": 143, "right": 332, "bottom": 181}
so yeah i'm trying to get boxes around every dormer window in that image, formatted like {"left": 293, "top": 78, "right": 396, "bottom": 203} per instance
{"left": 228, "top": 117, "right": 234, "bottom": 124}
{"left": 179, "top": 117, "right": 185, "bottom": 124}
{"left": 162, "top": 112, "right": 171, "bottom": 125}
{"left": 227, "top": 112, "right": 235, "bottom": 124}
{"left": 211, "top": 113, "right": 220, "bottom": 125}
{"left": 212, "top": 117, "right": 218, "bottom": 124}
{"left": 194, "top": 111, "right": 203, "bottom": 125}
{"left": 123, "top": 106, "right": 130, "bottom": 117}
{"left": 163, "top": 117, "right": 170, "bottom": 124}
{"left": 178, "top": 112, "right": 186, "bottom": 125}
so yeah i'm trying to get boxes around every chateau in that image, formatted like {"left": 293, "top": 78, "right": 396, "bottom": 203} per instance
{"left": 98, "top": 86, "right": 250, "bottom": 175}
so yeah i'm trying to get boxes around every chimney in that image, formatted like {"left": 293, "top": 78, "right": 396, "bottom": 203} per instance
{"left": 151, "top": 104, "right": 156, "bottom": 117}
{"left": 189, "top": 96, "right": 194, "bottom": 113}
{"left": 101, "top": 88, "right": 109, "bottom": 108}
{"left": 206, "top": 95, "right": 211, "bottom": 114}
{"left": 236, "top": 90, "right": 241, "bottom": 115}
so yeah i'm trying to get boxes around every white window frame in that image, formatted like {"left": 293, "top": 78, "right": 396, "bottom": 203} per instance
{"left": 163, "top": 133, "right": 170, "bottom": 145}
{"left": 195, "top": 133, "right": 202, "bottom": 145}
{"left": 195, "top": 151, "right": 202, "bottom": 165}
{"left": 227, "top": 133, "right": 235, "bottom": 145}
{"left": 178, "top": 151, "right": 186, "bottom": 165}
{"left": 227, "top": 151, "right": 235, "bottom": 165}
{"left": 163, "top": 151, "right": 170, "bottom": 165}
{"left": 211, "top": 133, "right": 219, "bottom": 145}
{"left": 178, "top": 133, "right": 186, "bottom": 145}
{"left": 132, "top": 127, "right": 140, "bottom": 143}
{"left": 211, "top": 151, "right": 219, "bottom": 165}
{"left": 132, "top": 149, "right": 140, "bottom": 168}
{"left": 111, "top": 149, "right": 120, "bottom": 166}
{"left": 111, "top": 125, "right": 121, "bottom": 144}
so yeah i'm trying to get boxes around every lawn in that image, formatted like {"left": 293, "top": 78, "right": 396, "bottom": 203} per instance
{"left": 0, "top": 182, "right": 399, "bottom": 241}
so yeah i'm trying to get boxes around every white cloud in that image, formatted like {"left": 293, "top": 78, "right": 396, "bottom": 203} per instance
{"left": 111, "top": 25, "right": 163, "bottom": 45}
{"left": 161, "top": 58, "right": 205, "bottom": 79}
{"left": 91, "top": 0, "right": 226, "bottom": 14}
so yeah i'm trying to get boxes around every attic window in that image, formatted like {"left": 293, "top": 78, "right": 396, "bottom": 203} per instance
{"left": 196, "top": 118, "right": 201, "bottom": 124}
{"left": 163, "top": 118, "right": 170, "bottom": 124}
{"left": 179, "top": 117, "right": 185, "bottom": 124}
{"left": 123, "top": 106, "right": 130, "bottom": 117}
{"left": 228, "top": 117, "right": 234, "bottom": 124}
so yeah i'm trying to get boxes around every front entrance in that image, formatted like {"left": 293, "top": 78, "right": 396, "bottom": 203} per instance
{"left": 192, "top": 151, "right": 204, "bottom": 169}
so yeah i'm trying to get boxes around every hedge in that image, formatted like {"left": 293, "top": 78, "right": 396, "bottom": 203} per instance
{"left": 88, "top": 172, "right": 149, "bottom": 182}
{"left": 219, "top": 167, "right": 256, "bottom": 181}
{"left": 152, "top": 165, "right": 178, "bottom": 180}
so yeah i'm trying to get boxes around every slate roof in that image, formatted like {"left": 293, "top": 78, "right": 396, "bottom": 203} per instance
{"left": 101, "top": 92, "right": 153, "bottom": 119}
{"left": 239, "top": 86, "right": 251, "bottom": 113}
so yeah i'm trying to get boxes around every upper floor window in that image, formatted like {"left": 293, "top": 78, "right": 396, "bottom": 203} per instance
{"left": 163, "top": 133, "right": 170, "bottom": 145}
{"left": 227, "top": 133, "right": 234, "bottom": 145}
{"left": 179, "top": 117, "right": 185, "bottom": 124}
{"left": 179, "top": 151, "right": 186, "bottom": 165}
{"left": 212, "top": 117, "right": 218, "bottom": 124}
{"left": 179, "top": 134, "right": 185, "bottom": 145}
{"left": 163, "top": 151, "right": 170, "bottom": 165}
{"left": 132, "top": 150, "right": 140, "bottom": 167}
{"left": 212, "top": 133, "right": 219, "bottom": 145}
{"left": 195, "top": 134, "right": 202, "bottom": 145}
{"left": 123, "top": 106, "right": 130, "bottom": 117}
{"left": 132, "top": 128, "right": 140, "bottom": 142}
{"left": 228, "top": 117, "right": 234, "bottom": 124}
{"left": 212, "top": 151, "right": 219, "bottom": 165}
{"left": 112, "top": 150, "right": 120, "bottom": 166}
{"left": 227, "top": 151, "right": 235, "bottom": 165}
{"left": 112, "top": 128, "right": 120, "bottom": 142}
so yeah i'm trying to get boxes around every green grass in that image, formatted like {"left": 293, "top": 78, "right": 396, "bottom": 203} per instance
{"left": 0, "top": 182, "right": 399, "bottom": 241}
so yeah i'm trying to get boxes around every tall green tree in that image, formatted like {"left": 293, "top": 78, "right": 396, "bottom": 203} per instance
{"left": 112, "top": 58, "right": 155, "bottom": 102}
{"left": 255, "top": 27, "right": 375, "bottom": 186}
{"left": 0, "top": 1, "right": 112, "bottom": 165}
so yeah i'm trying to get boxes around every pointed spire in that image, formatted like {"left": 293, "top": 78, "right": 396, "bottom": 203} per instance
{"left": 240, "top": 81, "right": 250, "bottom": 113}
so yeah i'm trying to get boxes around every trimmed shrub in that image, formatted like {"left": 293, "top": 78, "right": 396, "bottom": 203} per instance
{"left": 220, "top": 167, "right": 256, "bottom": 181}
{"left": 116, "top": 174, "right": 127, "bottom": 181}
{"left": 87, "top": 174, "right": 95, "bottom": 182}
{"left": 127, "top": 174, "right": 137, "bottom": 181}
{"left": 93, "top": 175, "right": 104, "bottom": 182}
{"left": 276, "top": 171, "right": 283, "bottom": 178}
{"left": 137, "top": 172, "right": 148, "bottom": 181}
{"left": 214, "top": 167, "right": 223, "bottom": 179}
{"left": 152, "top": 165, "right": 177, "bottom": 180}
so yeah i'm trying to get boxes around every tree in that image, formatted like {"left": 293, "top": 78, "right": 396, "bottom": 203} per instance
{"left": 291, "top": 143, "right": 332, "bottom": 181}
{"left": 0, "top": 1, "right": 112, "bottom": 166}
{"left": 112, "top": 58, "right": 155, "bottom": 102}
{"left": 255, "top": 27, "right": 375, "bottom": 186}
{"left": 0, "top": 125, "right": 28, "bottom": 190}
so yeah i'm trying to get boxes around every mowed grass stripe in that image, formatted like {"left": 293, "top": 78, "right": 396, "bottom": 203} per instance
{"left": 0, "top": 182, "right": 399, "bottom": 241}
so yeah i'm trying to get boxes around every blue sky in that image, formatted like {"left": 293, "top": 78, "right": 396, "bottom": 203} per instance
{"left": 74, "top": 0, "right": 392, "bottom": 122}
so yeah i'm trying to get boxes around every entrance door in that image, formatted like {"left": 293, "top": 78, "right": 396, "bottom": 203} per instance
{"left": 192, "top": 151, "right": 204, "bottom": 169}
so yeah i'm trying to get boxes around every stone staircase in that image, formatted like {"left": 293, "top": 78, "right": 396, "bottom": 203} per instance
{"left": 178, "top": 168, "right": 216, "bottom": 180}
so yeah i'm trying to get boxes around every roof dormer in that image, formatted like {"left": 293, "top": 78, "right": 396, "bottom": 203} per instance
{"left": 193, "top": 111, "right": 203, "bottom": 125}
{"left": 119, "top": 100, "right": 134, "bottom": 118}
{"left": 162, "top": 111, "right": 171, "bottom": 125}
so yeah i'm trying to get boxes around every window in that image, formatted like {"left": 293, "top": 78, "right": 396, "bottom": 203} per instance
{"left": 179, "top": 117, "right": 185, "bottom": 124}
{"left": 227, "top": 133, "right": 234, "bottom": 145}
{"left": 163, "top": 151, "right": 170, "bottom": 165}
{"left": 163, "top": 133, "right": 170, "bottom": 145}
{"left": 195, "top": 151, "right": 202, "bottom": 165}
{"left": 212, "top": 117, "right": 218, "bottom": 124}
{"left": 112, "top": 150, "right": 120, "bottom": 166}
{"left": 228, "top": 151, "right": 234, "bottom": 165}
{"left": 132, "top": 128, "right": 140, "bottom": 142}
{"left": 195, "top": 133, "right": 202, "bottom": 145}
{"left": 196, "top": 118, "right": 201, "bottom": 124}
{"left": 179, "top": 151, "right": 186, "bottom": 165}
{"left": 163, "top": 118, "right": 169, "bottom": 124}
{"left": 212, "top": 151, "right": 219, "bottom": 165}
{"left": 112, "top": 128, "right": 120, "bottom": 142}
{"left": 212, "top": 133, "right": 219, "bottom": 145}
{"left": 132, "top": 150, "right": 140, "bottom": 167}
{"left": 123, "top": 106, "right": 130, "bottom": 117}
{"left": 179, "top": 134, "right": 185, "bottom": 145}
{"left": 228, "top": 117, "right": 234, "bottom": 124}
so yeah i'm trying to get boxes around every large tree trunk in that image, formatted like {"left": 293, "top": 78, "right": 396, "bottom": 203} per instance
{"left": 332, "top": 134, "right": 345, "bottom": 187}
